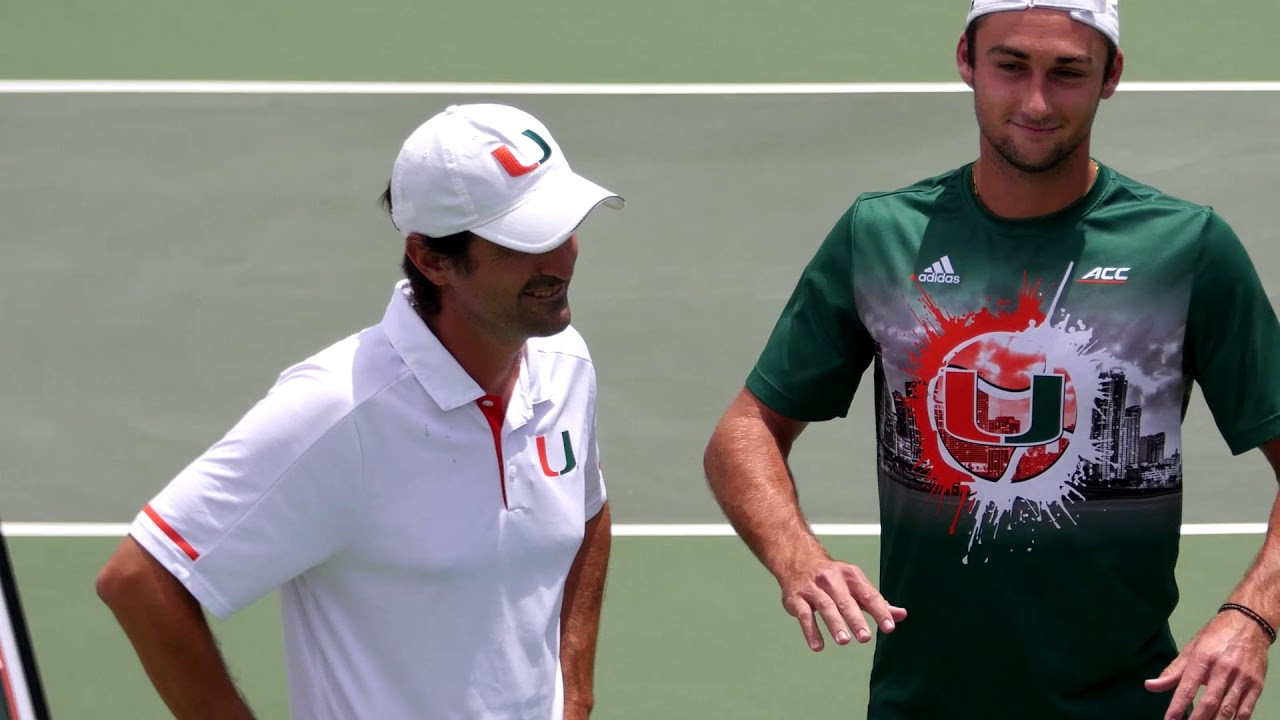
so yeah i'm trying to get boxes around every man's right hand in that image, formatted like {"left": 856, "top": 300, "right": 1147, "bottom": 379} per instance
{"left": 702, "top": 389, "right": 907, "bottom": 651}
{"left": 779, "top": 557, "right": 907, "bottom": 651}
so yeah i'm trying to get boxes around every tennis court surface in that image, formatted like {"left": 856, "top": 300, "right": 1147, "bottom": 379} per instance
{"left": 2, "top": 1, "right": 1279, "bottom": 717}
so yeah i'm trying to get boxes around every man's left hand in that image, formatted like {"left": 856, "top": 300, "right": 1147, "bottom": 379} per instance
{"left": 1146, "top": 610, "right": 1271, "bottom": 720}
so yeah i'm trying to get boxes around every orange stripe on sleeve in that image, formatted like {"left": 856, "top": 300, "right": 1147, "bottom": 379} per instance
{"left": 142, "top": 504, "right": 200, "bottom": 561}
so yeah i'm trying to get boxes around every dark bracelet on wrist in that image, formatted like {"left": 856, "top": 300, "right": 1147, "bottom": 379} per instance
{"left": 1219, "top": 602, "right": 1278, "bottom": 644}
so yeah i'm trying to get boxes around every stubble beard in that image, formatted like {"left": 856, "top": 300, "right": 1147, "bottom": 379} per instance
{"left": 979, "top": 120, "right": 1089, "bottom": 175}
{"left": 514, "top": 293, "right": 572, "bottom": 339}
{"left": 973, "top": 83, "right": 1097, "bottom": 175}
{"left": 515, "top": 276, "right": 572, "bottom": 338}
{"left": 454, "top": 296, "right": 570, "bottom": 346}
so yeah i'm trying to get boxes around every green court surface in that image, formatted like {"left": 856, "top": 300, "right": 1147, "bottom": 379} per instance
{"left": 3, "top": 1, "right": 1280, "bottom": 718}
{"left": 1, "top": 0, "right": 1277, "bottom": 82}
{"left": 6, "top": 534, "right": 1271, "bottom": 719}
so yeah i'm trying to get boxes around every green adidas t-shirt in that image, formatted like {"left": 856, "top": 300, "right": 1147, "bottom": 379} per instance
{"left": 747, "top": 163, "right": 1280, "bottom": 720}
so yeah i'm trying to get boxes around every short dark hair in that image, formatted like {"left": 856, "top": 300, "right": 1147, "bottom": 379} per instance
{"left": 965, "top": 18, "right": 1118, "bottom": 85}
{"left": 379, "top": 181, "right": 473, "bottom": 316}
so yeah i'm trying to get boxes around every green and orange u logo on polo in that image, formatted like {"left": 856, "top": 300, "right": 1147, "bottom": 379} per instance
{"left": 492, "top": 129, "right": 553, "bottom": 177}
{"left": 536, "top": 431, "right": 577, "bottom": 477}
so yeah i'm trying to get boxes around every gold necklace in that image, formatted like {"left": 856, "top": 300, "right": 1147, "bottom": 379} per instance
{"left": 972, "top": 160, "right": 1100, "bottom": 199}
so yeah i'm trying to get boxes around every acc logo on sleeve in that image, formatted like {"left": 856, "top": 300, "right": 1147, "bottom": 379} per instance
{"left": 1077, "top": 267, "right": 1130, "bottom": 284}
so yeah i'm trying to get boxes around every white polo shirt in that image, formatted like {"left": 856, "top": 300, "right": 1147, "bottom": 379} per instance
{"left": 130, "top": 280, "right": 606, "bottom": 720}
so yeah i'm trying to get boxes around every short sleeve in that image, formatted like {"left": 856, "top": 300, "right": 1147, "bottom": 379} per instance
{"left": 130, "top": 367, "right": 363, "bottom": 619}
{"left": 746, "top": 205, "right": 876, "bottom": 421}
{"left": 1186, "top": 212, "right": 1280, "bottom": 455}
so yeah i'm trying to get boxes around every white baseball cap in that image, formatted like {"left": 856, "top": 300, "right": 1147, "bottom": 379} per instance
{"left": 390, "top": 104, "right": 624, "bottom": 254}
{"left": 966, "top": 0, "right": 1120, "bottom": 46}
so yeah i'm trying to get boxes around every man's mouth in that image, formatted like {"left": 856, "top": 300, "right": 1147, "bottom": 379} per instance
{"left": 1013, "top": 122, "right": 1058, "bottom": 135}
{"left": 524, "top": 284, "right": 566, "bottom": 300}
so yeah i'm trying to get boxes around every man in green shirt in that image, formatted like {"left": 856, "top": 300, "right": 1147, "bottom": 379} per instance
{"left": 703, "top": 1, "right": 1280, "bottom": 719}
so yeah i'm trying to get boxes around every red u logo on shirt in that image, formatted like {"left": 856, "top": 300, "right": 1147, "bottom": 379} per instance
{"left": 492, "top": 130, "right": 553, "bottom": 177}
{"left": 536, "top": 431, "right": 577, "bottom": 477}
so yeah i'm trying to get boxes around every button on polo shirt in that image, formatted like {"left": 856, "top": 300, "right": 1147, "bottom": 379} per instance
{"left": 130, "top": 280, "right": 606, "bottom": 720}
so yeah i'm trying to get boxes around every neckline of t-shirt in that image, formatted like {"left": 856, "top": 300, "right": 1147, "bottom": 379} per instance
{"left": 961, "top": 161, "right": 1113, "bottom": 233}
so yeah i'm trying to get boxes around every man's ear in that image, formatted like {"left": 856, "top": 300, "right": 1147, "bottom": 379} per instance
{"left": 406, "top": 234, "right": 451, "bottom": 285}
{"left": 957, "top": 32, "right": 975, "bottom": 88}
{"left": 1100, "top": 48, "right": 1124, "bottom": 100}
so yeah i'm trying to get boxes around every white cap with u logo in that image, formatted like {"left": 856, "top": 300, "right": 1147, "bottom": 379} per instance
{"left": 966, "top": 0, "right": 1120, "bottom": 46}
{"left": 390, "top": 104, "right": 624, "bottom": 253}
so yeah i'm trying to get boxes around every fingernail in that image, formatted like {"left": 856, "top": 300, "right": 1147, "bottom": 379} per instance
{"left": 882, "top": 619, "right": 896, "bottom": 632}
{"left": 857, "top": 630, "right": 871, "bottom": 643}
{"left": 836, "top": 630, "right": 850, "bottom": 643}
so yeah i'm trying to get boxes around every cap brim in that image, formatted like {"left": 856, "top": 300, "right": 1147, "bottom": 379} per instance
{"left": 470, "top": 170, "right": 624, "bottom": 254}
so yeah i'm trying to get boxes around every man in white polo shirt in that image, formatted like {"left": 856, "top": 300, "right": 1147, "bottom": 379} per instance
{"left": 96, "top": 103, "right": 623, "bottom": 719}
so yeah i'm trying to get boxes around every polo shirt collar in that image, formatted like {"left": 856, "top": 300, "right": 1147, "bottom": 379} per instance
{"left": 380, "top": 281, "right": 548, "bottom": 413}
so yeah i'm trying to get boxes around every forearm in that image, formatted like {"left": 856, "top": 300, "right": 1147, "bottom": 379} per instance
{"left": 1226, "top": 439, "right": 1280, "bottom": 633}
{"left": 703, "top": 394, "right": 827, "bottom": 579}
{"left": 98, "top": 538, "right": 254, "bottom": 719}
{"left": 560, "top": 502, "right": 612, "bottom": 718}
{"left": 1225, "top": 491, "right": 1280, "bottom": 631}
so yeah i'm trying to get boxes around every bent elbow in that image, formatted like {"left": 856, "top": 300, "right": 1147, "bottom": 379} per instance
{"left": 96, "top": 558, "right": 132, "bottom": 607}
{"left": 702, "top": 425, "right": 727, "bottom": 484}
{"left": 95, "top": 538, "right": 155, "bottom": 608}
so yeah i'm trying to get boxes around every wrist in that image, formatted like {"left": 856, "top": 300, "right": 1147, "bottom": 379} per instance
{"left": 771, "top": 534, "right": 830, "bottom": 578}
{"left": 1219, "top": 602, "right": 1277, "bottom": 645}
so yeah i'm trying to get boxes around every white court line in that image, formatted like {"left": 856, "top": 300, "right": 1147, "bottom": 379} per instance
{"left": 0, "top": 522, "right": 1267, "bottom": 537}
{"left": 2, "top": 523, "right": 130, "bottom": 537}
{"left": 0, "top": 81, "right": 1278, "bottom": 95}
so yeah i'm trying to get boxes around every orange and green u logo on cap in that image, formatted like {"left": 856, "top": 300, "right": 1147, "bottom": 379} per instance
{"left": 536, "top": 430, "right": 577, "bottom": 477}
{"left": 492, "top": 129, "right": 553, "bottom": 177}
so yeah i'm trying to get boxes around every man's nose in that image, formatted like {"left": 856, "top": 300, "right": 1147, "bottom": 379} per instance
{"left": 1021, "top": 76, "right": 1051, "bottom": 120}
{"left": 539, "top": 235, "right": 578, "bottom": 279}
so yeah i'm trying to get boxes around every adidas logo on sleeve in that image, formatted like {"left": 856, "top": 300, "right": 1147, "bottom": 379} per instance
{"left": 917, "top": 255, "right": 961, "bottom": 285}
